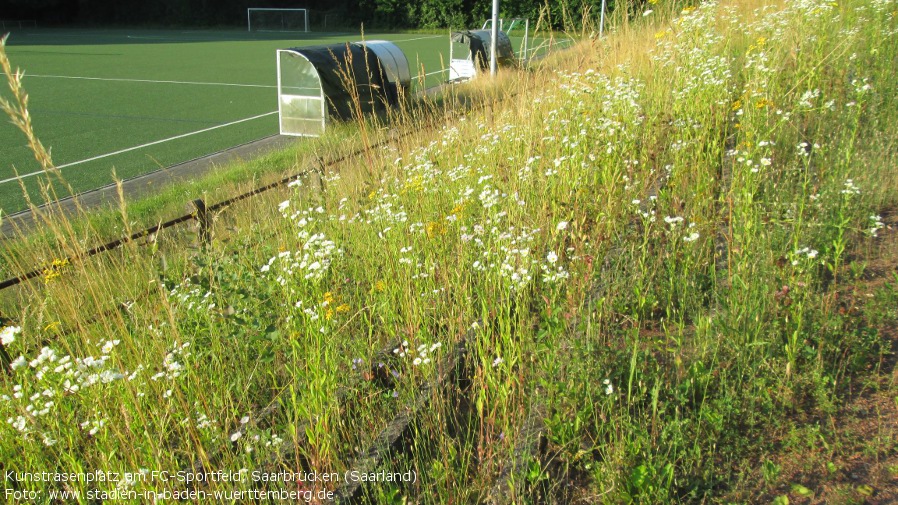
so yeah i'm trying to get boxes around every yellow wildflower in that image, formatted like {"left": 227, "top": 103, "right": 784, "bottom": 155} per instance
{"left": 425, "top": 222, "right": 446, "bottom": 238}
{"left": 42, "top": 258, "right": 69, "bottom": 284}
{"left": 401, "top": 176, "right": 424, "bottom": 195}
{"left": 43, "top": 269, "right": 60, "bottom": 284}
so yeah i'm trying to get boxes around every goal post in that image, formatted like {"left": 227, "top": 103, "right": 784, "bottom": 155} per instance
{"left": 247, "top": 8, "right": 309, "bottom": 33}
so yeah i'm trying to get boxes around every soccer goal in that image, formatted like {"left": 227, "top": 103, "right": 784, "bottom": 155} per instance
{"left": 247, "top": 8, "right": 309, "bottom": 32}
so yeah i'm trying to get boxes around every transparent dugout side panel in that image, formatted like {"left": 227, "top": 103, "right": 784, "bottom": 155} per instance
{"left": 278, "top": 50, "right": 326, "bottom": 137}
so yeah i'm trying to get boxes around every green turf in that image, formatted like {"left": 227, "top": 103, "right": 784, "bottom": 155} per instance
{"left": 0, "top": 28, "right": 555, "bottom": 215}
{"left": 0, "top": 29, "right": 451, "bottom": 214}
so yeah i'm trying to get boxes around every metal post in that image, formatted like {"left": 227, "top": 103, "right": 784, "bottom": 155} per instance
{"left": 523, "top": 18, "right": 529, "bottom": 65}
{"left": 599, "top": 0, "right": 607, "bottom": 37}
{"left": 192, "top": 199, "right": 210, "bottom": 247}
{"left": 449, "top": 29, "right": 454, "bottom": 80}
{"left": 1, "top": 341, "right": 12, "bottom": 375}
{"left": 490, "top": 0, "right": 499, "bottom": 76}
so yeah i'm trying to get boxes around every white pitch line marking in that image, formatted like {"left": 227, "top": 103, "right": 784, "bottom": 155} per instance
{"left": 0, "top": 111, "right": 278, "bottom": 186}
{"left": 411, "top": 68, "right": 448, "bottom": 80}
{"left": 26, "top": 74, "right": 276, "bottom": 88}
{"left": 126, "top": 35, "right": 180, "bottom": 40}
{"left": 389, "top": 35, "right": 444, "bottom": 43}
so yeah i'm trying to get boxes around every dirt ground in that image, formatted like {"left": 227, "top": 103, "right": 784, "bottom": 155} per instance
{"left": 743, "top": 209, "right": 898, "bottom": 505}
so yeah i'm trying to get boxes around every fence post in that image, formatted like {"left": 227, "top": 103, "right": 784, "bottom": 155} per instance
{"left": 0, "top": 342, "right": 11, "bottom": 375}
{"left": 316, "top": 157, "right": 327, "bottom": 194}
{"left": 192, "top": 198, "right": 211, "bottom": 248}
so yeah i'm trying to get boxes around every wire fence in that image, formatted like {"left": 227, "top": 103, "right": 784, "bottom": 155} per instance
{"left": 0, "top": 28, "right": 575, "bottom": 293}
{"left": 0, "top": 74, "right": 543, "bottom": 292}
{"left": 0, "top": 69, "right": 549, "bottom": 379}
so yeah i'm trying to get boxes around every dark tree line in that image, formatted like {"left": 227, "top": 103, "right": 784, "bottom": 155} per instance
{"left": 0, "top": 0, "right": 624, "bottom": 30}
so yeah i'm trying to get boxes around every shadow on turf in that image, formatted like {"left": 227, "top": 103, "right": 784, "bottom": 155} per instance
{"left": 2, "top": 28, "right": 402, "bottom": 47}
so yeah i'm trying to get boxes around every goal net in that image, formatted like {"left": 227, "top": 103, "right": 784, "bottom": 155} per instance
{"left": 247, "top": 8, "right": 309, "bottom": 32}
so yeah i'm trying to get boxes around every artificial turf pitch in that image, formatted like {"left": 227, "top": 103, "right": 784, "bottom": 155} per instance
{"left": 0, "top": 28, "right": 456, "bottom": 215}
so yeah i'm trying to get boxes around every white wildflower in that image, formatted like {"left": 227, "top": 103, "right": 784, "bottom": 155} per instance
{"left": 603, "top": 379, "right": 614, "bottom": 395}
{"left": 10, "top": 356, "right": 27, "bottom": 370}
{"left": 1, "top": 326, "right": 20, "bottom": 346}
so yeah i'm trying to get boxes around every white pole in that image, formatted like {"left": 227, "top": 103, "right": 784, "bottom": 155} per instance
{"left": 523, "top": 18, "right": 529, "bottom": 65}
{"left": 490, "top": 0, "right": 499, "bottom": 76}
{"left": 276, "top": 51, "right": 283, "bottom": 134}
{"left": 599, "top": 0, "right": 606, "bottom": 37}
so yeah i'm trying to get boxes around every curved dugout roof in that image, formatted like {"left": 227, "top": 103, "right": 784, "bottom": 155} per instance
{"left": 451, "top": 30, "right": 515, "bottom": 69}
{"left": 288, "top": 44, "right": 395, "bottom": 119}
{"left": 357, "top": 40, "right": 411, "bottom": 87}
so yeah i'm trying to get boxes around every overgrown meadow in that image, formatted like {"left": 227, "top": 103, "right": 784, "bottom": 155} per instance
{"left": 2, "top": 0, "right": 898, "bottom": 502}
